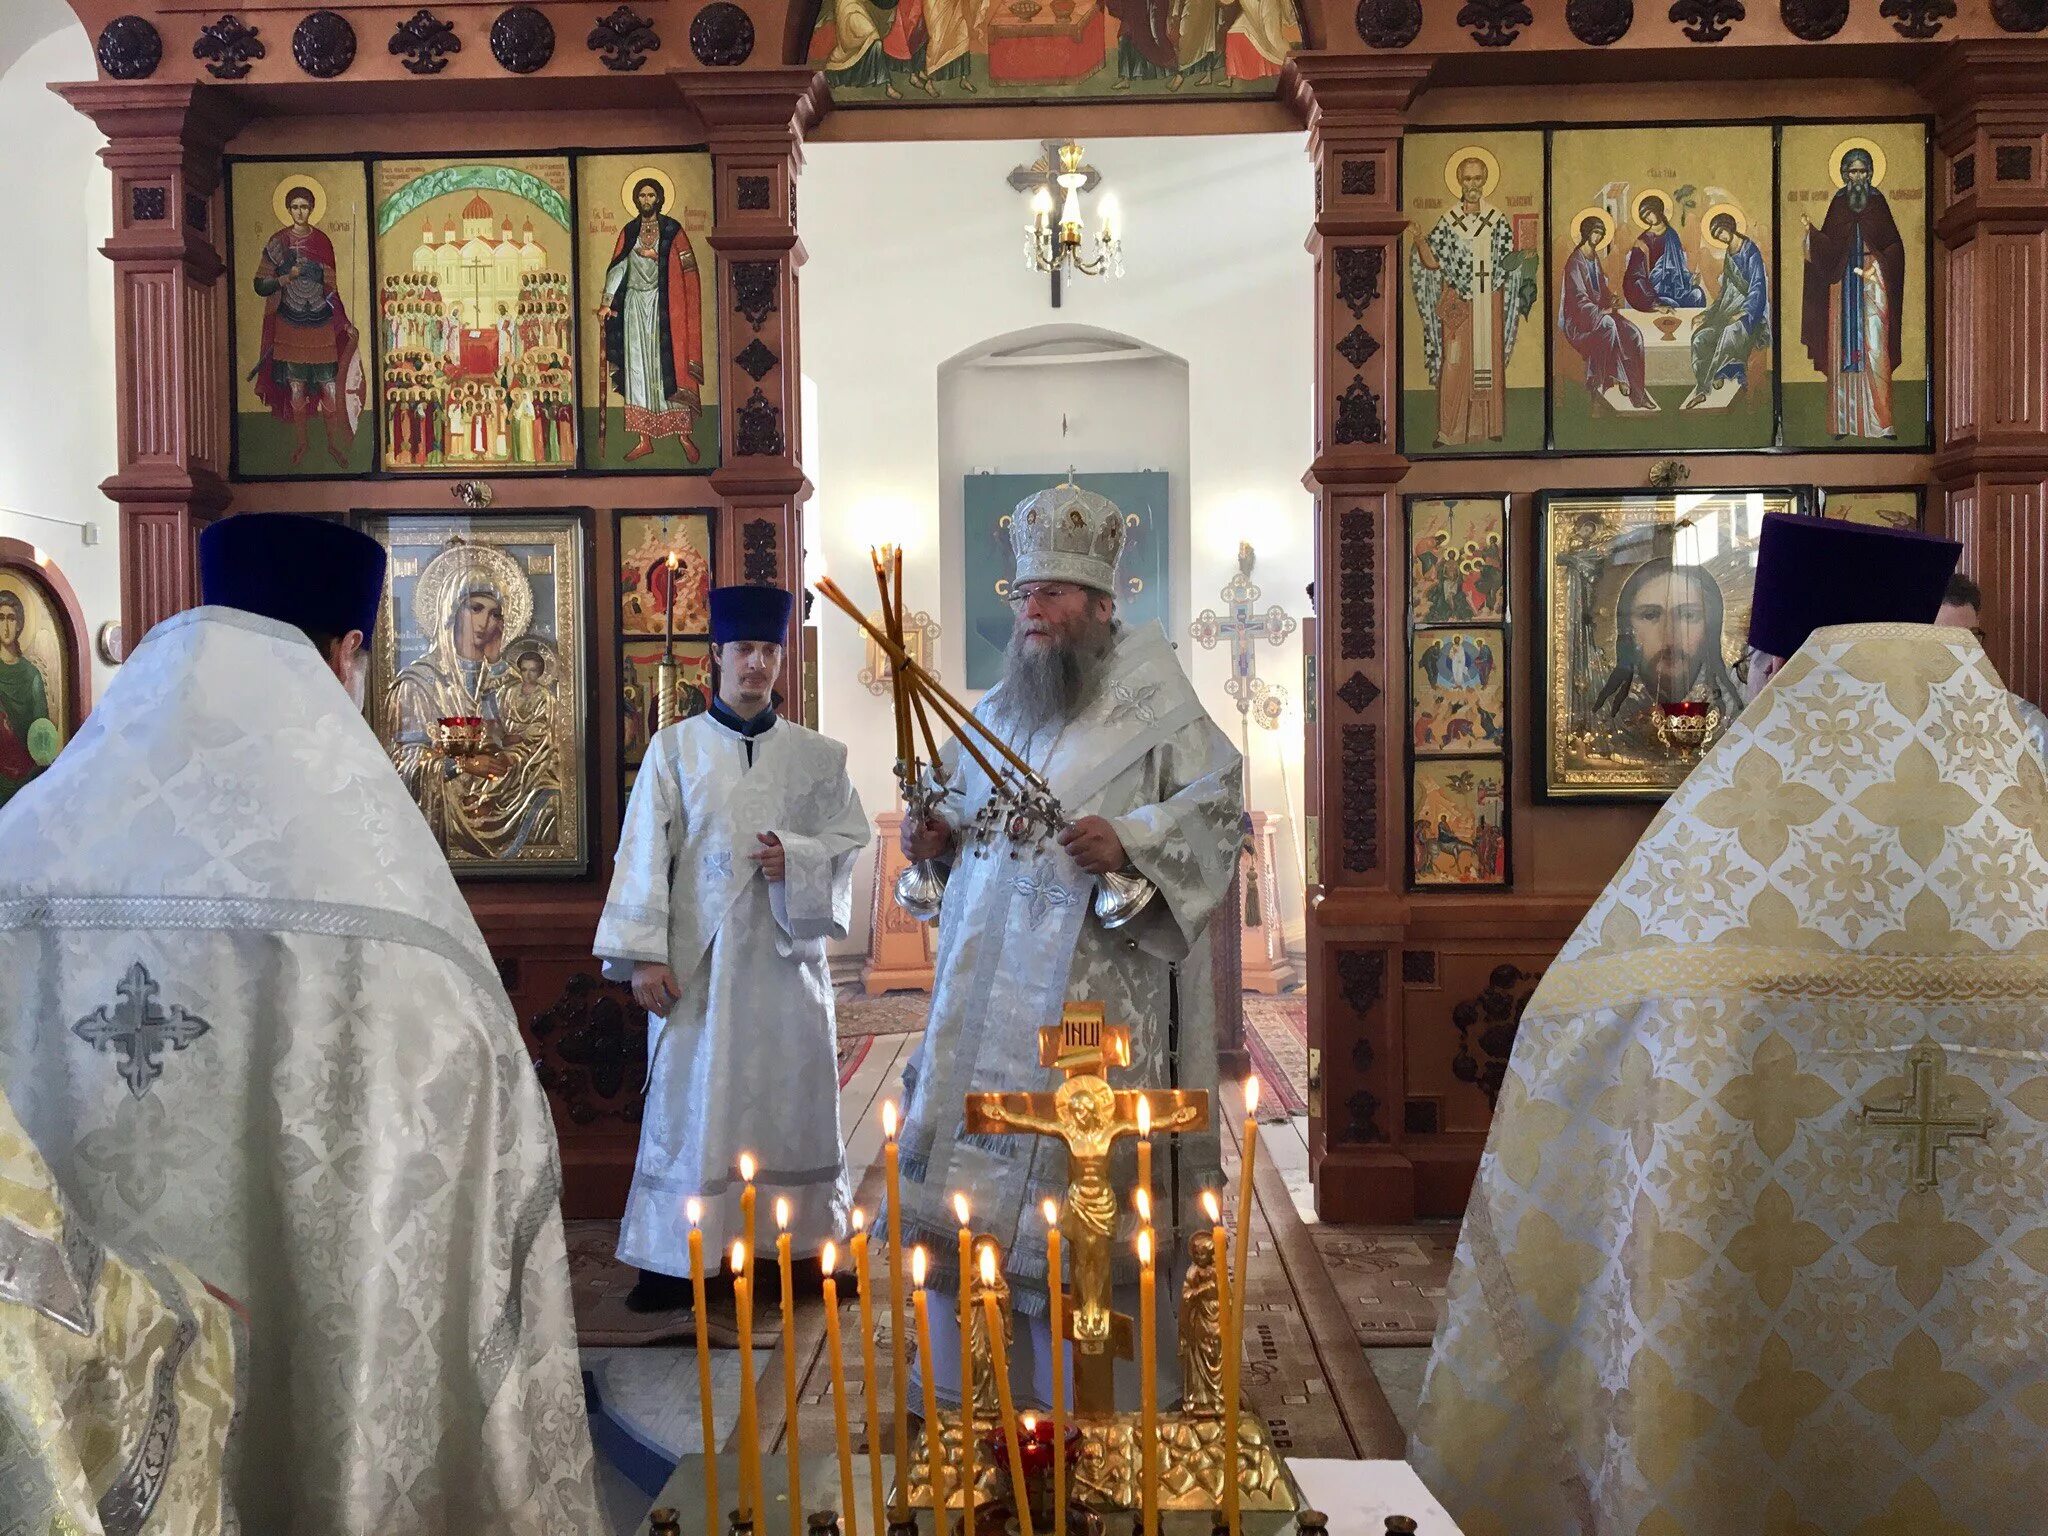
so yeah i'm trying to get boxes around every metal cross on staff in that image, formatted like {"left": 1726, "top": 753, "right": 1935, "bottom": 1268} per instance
{"left": 1189, "top": 542, "right": 1296, "bottom": 805}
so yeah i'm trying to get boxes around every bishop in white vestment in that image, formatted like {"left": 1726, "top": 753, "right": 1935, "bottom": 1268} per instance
{"left": 596, "top": 585, "right": 869, "bottom": 1301}
{"left": 897, "top": 486, "right": 1242, "bottom": 1405}
{"left": 0, "top": 516, "right": 598, "bottom": 1536}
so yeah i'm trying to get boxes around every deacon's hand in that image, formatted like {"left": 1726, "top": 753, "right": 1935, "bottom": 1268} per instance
{"left": 751, "top": 831, "right": 786, "bottom": 881}
{"left": 631, "top": 962, "right": 683, "bottom": 1015}
{"left": 902, "top": 815, "right": 952, "bottom": 863}
{"left": 1058, "top": 816, "right": 1127, "bottom": 876}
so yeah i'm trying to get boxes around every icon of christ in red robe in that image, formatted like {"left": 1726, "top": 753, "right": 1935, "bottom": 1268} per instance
{"left": 250, "top": 184, "right": 361, "bottom": 468}
{"left": 597, "top": 179, "right": 707, "bottom": 464}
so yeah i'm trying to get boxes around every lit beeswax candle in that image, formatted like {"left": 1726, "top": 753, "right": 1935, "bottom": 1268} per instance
{"left": 776, "top": 1199, "right": 803, "bottom": 1536}
{"left": 823, "top": 1242, "right": 859, "bottom": 1536}
{"left": 979, "top": 1245, "right": 1035, "bottom": 1536}
{"left": 882, "top": 1103, "right": 911, "bottom": 1508}
{"left": 1042, "top": 1199, "right": 1066, "bottom": 1536}
{"left": 735, "top": 1241, "right": 764, "bottom": 1531}
{"left": 911, "top": 1248, "right": 948, "bottom": 1529}
{"left": 687, "top": 1199, "right": 718, "bottom": 1536}
{"left": 851, "top": 1210, "right": 886, "bottom": 1536}
{"left": 1138, "top": 1226, "right": 1158, "bottom": 1536}
{"left": 953, "top": 1193, "right": 975, "bottom": 1528}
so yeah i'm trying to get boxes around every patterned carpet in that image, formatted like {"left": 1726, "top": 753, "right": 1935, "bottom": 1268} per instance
{"left": 1243, "top": 996, "right": 1309, "bottom": 1119}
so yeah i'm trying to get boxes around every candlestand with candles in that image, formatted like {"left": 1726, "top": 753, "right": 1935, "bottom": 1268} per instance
{"left": 892, "top": 1003, "right": 1301, "bottom": 1532}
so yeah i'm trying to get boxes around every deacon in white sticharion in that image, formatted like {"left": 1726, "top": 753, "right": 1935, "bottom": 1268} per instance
{"left": 596, "top": 584, "right": 870, "bottom": 1312}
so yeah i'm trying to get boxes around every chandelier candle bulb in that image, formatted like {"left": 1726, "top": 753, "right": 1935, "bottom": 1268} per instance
{"left": 776, "top": 1199, "right": 803, "bottom": 1536}
{"left": 1137, "top": 1226, "right": 1158, "bottom": 1536}
{"left": 1042, "top": 1199, "right": 1066, "bottom": 1536}
{"left": 954, "top": 1193, "right": 976, "bottom": 1526}
{"left": 687, "top": 1200, "right": 719, "bottom": 1536}
{"left": 822, "top": 1243, "right": 859, "bottom": 1536}
{"left": 851, "top": 1210, "right": 886, "bottom": 1536}
{"left": 882, "top": 1103, "right": 912, "bottom": 1510}
{"left": 734, "top": 1241, "right": 764, "bottom": 1530}
{"left": 911, "top": 1248, "right": 947, "bottom": 1528}
{"left": 979, "top": 1245, "right": 1036, "bottom": 1536}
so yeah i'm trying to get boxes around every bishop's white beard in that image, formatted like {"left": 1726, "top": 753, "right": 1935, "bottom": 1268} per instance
{"left": 1002, "top": 618, "right": 1114, "bottom": 731}
{"left": 344, "top": 653, "right": 369, "bottom": 712}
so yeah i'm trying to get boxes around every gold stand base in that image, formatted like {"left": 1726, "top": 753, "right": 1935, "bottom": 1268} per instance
{"left": 897, "top": 1409, "right": 1299, "bottom": 1516}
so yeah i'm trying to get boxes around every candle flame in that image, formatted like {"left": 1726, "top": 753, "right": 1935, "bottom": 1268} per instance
{"left": 1245, "top": 1075, "right": 1262, "bottom": 1116}
{"left": 667, "top": 552, "right": 680, "bottom": 571}
{"left": 953, "top": 1192, "right": 970, "bottom": 1226}
{"left": 1023, "top": 1413, "right": 1037, "bottom": 1434}
{"left": 1117, "top": 1036, "right": 1131, "bottom": 1067}
{"left": 1134, "top": 1188, "right": 1151, "bottom": 1223}
{"left": 732, "top": 1240, "right": 748, "bottom": 1275}
{"left": 851, "top": 1206, "right": 867, "bottom": 1232}
{"left": 979, "top": 1245, "right": 997, "bottom": 1287}
{"left": 1137, "top": 1228, "right": 1153, "bottom": 1265}
{"left": 1201, "top": 1190, "right": 1222, "bottom": 1224}
{"left": 1042, "top": 1198, "right": 1059, "bottom": 1227}
{"left": 911, "top": 1246, "right": 928, "bottom": 1287}
{"left": 686, "top": 1196, "right": 702, "bottom": 1226}
{"left": 1137, "top": 1097, "right": 1151, "bottom": 1137}
{"left": 740, "top": 1151, "right": 758, "bottom": 1182}
{"left": 882, "top": 1100, "right": 898, "bottom": 1139}
{"left": 822, "top": 1240, "right": 837, "bottom": 1273}
{"left": 775, "top": 1196, "right": 791, "bottom": 1231}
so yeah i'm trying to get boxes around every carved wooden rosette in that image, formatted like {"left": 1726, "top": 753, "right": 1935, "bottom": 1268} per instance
{"left": 1285, "top": 55, "right": 1425, "bottom": 1219}
{"left": 56, "top": 82, "right": 239, "bottom": 640}
{"left": 1926, "top": 41, "right": 2048, "bottom": 707}
{"left": 694, "top": 70, "right": 825, "bottom": 724}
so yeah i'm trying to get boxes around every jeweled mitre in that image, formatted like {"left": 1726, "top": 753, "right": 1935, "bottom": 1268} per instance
{"left": 1010, "top": 484, "right": 1126, "bottom": 595}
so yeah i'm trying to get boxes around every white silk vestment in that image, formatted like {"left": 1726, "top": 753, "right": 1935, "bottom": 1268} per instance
{"left": 1414, "top": 624, "right": 2048, "bottom": 1535}
{"left": 595, "top": 711, "right": 869, "bottom": 1267}
{"left": 2, "top": 1082, "right": 242, "bottom": 1535}
{"left": 896, "top": 621, "right": 1242, "bottom": 1308}
{"left": 0, "top": 608, "right": 597, "bottom": 1536}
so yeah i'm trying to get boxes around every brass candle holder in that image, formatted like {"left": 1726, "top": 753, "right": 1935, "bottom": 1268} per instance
{"left": 892, "top": 1010, "right": 1301, "bottom": 1529}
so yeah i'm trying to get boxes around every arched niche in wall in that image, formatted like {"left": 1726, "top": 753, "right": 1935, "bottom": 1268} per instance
{"left": 935, "top": 323, "right": 1192, "bottom": 694}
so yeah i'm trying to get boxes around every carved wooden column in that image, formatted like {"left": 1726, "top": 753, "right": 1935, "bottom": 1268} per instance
{"left": 692, "top": 70, "right": 828, "bottom": 724}
{"left": 1285, "top": 56, "right": 1431, "bottom": 1222}
{"left": 56, "top": 83, "right": 240, "bottom": 642}
{"left": 1927, "top": 41, "right": 2048, "bottom": 707}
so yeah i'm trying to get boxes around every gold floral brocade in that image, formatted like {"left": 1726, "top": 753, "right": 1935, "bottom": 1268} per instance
{"left": 1413, "top": 624, "right": 2048, "bottom": 1536}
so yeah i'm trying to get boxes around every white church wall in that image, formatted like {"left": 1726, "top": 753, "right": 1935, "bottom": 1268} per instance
{"left": 0, "top": 2, "right": 118, "bottom": 694}
{"left": 801, "top": 132, "right": 1315, "bottom": 963}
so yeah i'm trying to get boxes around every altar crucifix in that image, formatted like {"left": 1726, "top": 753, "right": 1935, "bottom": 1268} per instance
{"left": 964, "top": 1004, "right": 1210, "bottom": 1415}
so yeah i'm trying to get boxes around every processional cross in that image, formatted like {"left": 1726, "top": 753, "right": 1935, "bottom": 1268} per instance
{"left": 1189, "top": 543, "right": 1297, "bottom": 790}
{"left": 964, "top": 1003, "right": 1209, "bottom": 1415}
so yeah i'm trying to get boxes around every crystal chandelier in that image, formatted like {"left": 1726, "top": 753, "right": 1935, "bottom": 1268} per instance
{"left": 1022, "top": 142, "right": 1122, "bottom": 300}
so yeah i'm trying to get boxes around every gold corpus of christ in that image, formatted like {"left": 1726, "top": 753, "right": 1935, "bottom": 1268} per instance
{"left": 896, "top": 1007, "right": 1303, "bottom": 1523}
{"left": 810, "top": 551, "right": 1156, "bottom": 928}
